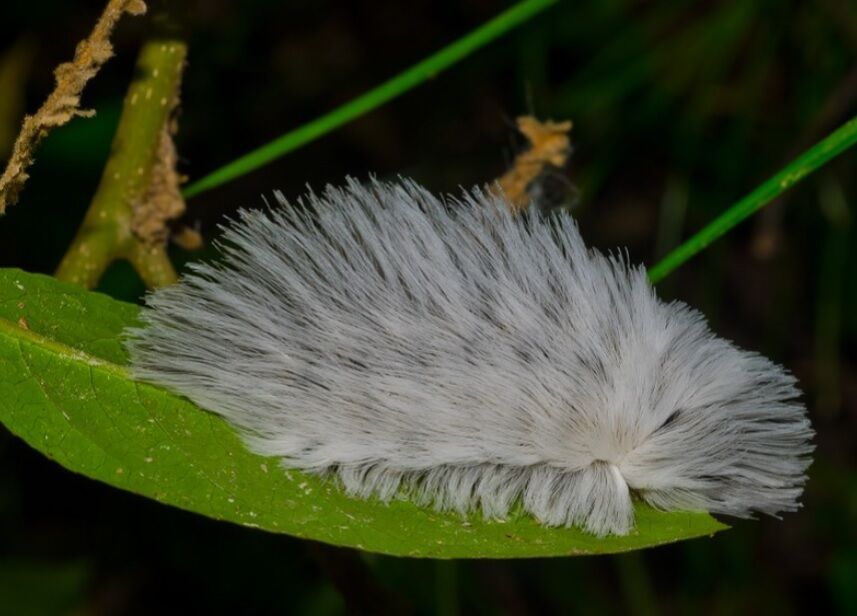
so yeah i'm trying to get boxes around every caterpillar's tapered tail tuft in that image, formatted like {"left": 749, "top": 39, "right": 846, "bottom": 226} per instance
{"left": 125, "top": 178, "right": 813, "bottom": 536}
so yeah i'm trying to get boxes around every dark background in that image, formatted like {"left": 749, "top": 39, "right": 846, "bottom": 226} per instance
{"left": 1, "top": 0, "right": 855, "bottom": 614}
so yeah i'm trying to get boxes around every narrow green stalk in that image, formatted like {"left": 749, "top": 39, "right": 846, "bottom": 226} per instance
{"left": 55, "top": 37, "right": 186, "bottom": 289}
{"left": 129, "top": 240, "right": 181, "bottom": 289}
{"left": 648, "top": 114, "right": 857, "bottom": 283}
{"left": 181, "top": 0, "right": 558, "bottom": 199}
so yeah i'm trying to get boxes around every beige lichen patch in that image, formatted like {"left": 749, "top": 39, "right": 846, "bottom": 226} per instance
{"left": 129, "top": 45, "right": 187, "bottom": 250}
{"left": 0, "top": 0, "right": 147, "bottom": 213}
{"left": 492, "top": 116, "right": 572, "bottom": 214}
{"left": 131, "top": 120, "right": 186, "bottom": 245}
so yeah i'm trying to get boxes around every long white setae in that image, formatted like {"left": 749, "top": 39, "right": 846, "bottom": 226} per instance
{"left": 125, "top": 179, "right": 813, "bottom": 536}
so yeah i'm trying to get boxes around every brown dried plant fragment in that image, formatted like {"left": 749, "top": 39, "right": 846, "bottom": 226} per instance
{"left": 172, "top": 226, "right": 204, "bottom": 251}
{"left": 0, "top": 0, "right": 147, "bottom": 213}
{"left": 132, "top": 119, "right": 185, "bottom": 246}
{"left": 493, "top": 116, "right": 572, "bottom": 214}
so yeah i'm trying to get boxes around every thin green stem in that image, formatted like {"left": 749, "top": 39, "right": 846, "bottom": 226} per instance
{"left": 55, "top": 36, "right": 186, "bottom": 289}
{"left": 181, "top": 0, "right": 558, "bottom": 199}
{"left": 128, "top": 242, "right": 178, "bottom": 289}
{"left": 648, "top": 114, "right": 857, "bottom": 283}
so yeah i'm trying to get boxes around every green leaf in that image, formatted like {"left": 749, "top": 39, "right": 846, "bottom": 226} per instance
{"left": 0, "top": 268, "right": 726, "bottom": 558}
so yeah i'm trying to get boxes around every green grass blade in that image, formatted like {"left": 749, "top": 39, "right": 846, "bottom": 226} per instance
{"left": 648, "top": 114, "right": 857, "bottom": 283}
{"left": 181, "top": 0, "right": 558, "bottom": 200}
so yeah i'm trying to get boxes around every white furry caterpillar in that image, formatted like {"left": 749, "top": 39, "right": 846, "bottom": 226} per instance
{"left": 125, "top": 179, "right": 813, "bottom": 536}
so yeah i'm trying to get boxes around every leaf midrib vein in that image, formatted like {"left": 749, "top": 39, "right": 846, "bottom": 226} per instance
{"left": 0, "top": 314, "right": 129, "bottom": 378}
{"left": 2, "top": 313, "right": 250, "bottom": 520}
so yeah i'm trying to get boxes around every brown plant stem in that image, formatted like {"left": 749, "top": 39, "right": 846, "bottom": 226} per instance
{"left": 0, "top": 0, "right": 146, "bottom": 212}
{"left": 55, "top": 35, "right": 186, "bottom": 289}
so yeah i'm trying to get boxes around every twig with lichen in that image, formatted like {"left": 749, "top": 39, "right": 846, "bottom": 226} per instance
{"left": 55, "top": 34, "right": 187, "bottom": 290}
{"left": 0, "top": 0, "right": 147, "bottom": 213}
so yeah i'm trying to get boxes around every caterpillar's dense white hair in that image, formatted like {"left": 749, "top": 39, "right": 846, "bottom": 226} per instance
{"left": 126, "top": 179, "right": 813, "bottom": 536}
